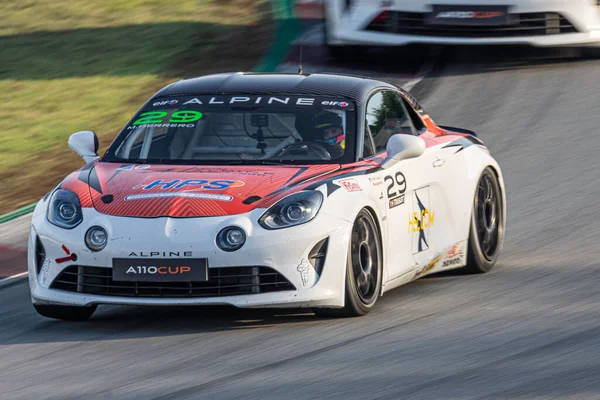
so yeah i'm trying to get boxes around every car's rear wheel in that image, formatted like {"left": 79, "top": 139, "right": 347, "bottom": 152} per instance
{"left": 33, "top": 304, "right": 97, "bottom": 321}
{"left": 314, "top": 209, "right": 382, "bottom": 317}
{"left": 463, "top": 167, "right": 505, "bottom": 274}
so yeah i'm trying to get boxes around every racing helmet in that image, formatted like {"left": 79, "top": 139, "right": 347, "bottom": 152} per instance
{"left": 310, "top": 111, "right": 345, "bottom": 148}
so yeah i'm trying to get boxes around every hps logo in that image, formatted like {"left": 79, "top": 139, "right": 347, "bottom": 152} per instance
{"left": 141, "top": 179, "right": 245, "bottom": 191}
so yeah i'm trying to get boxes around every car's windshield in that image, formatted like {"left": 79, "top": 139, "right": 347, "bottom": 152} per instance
{"left": 103, "top": 95, "right": 356, "bottom": 165}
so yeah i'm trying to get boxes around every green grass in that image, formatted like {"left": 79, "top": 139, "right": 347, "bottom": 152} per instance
{"left": 0, "top": 0, "right": 266, "bottom": 170}
{"left": 0, "top": 0, "right": 271, "bottom": 212}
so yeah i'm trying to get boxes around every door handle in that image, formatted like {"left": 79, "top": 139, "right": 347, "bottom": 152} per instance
{"left": 433, "top": 158, "right": 445, "bottom": 168}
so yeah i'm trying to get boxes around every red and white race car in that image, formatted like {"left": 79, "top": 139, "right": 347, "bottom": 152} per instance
{"left": 28, "top": 72, "right": 505, "bottom": 320}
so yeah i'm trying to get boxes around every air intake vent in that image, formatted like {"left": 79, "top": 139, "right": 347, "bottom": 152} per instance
{"left": 35, "top": 236, "right": 46, "bottom": 274}
{"left": 51, "top": 265, "right": 296, "bottom": 298}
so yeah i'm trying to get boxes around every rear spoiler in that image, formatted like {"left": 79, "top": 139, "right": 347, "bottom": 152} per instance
{"left": 439, "top": 125, "right": 478, "bottom": 137}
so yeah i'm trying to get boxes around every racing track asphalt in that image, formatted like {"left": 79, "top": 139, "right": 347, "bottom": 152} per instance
{"left": 2, "top": 47, "right": 600, "bottom": 399}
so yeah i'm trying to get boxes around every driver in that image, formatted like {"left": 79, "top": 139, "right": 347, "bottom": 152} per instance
{"left": 311, "top": 111, "right": 346, "bottom": 150}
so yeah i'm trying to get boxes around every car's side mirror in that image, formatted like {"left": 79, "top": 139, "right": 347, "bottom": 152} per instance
{"left": 68, "top": 130, "right": 100, "bottom": 163}
{"left": 382, "top": 134, "right": 425, "bottom": 169}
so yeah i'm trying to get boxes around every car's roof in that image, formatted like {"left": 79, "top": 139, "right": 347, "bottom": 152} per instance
{"left": 154, "top": 72, "right": 400, "bottom": 105}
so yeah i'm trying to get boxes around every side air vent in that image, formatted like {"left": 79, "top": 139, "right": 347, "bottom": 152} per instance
{"left": 35, "top": 236, "right": 46, "bottom": 274}
{"left": 308, "top": 237, "right": 329, "bottom": 276}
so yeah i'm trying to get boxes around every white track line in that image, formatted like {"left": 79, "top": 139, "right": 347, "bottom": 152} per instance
{"left": 0, "top": 271, "right": 28, "bottom": 289}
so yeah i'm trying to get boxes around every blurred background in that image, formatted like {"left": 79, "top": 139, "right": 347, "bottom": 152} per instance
{"left": 3, "top": 1, "right": 600, "bottom": 399}
{"left": 0, "top": 0, "right": 271, "bottom": 213}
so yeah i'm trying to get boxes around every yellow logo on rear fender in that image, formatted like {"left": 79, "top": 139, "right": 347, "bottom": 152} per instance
{"left": 408, "top": 209, "right": 435, "bottom": 233}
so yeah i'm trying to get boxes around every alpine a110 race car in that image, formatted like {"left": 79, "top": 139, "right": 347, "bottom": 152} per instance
{"left": 325, "top": 0, "right": 600, "bottom": 56}
{"left": 28, "top": 72, "right": 506, "bottom": 320}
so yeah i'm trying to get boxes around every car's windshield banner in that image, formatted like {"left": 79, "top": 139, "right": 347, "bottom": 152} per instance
{"left": 145, "top": 95, "right": 355, "bottom": 110}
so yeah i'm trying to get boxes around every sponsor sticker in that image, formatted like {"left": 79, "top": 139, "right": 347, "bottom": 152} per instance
{"left": 428, "top": 5, "right": 509, "bottom": 26}
{"left": 442, "top": 257, "right": 462, "bottom": 268}
{"left": 113, "top": 258, "right": 208, "bottom": 282}
{"left": 41, "top": 258, "right": 51, "bottom": 285}
{"left": 183, "top": 96, "right": 316, "bottom": 106}
{"left": 409, "top": 187, "right": 435, "bottom": 254}
{"left": 175, "top": 168, "right": 275, "bottom": 176}
{"left": 321, "top": 101, "right": 349, "bottom": 107}
{"left": 441, "top": 242, "right": 466, "bottom": 268}
{"left": 128, "top": 251, "right": 193, "bottom": 257}
{"left": 436, "top": 11, "right": 505, "bottom": 19}
{"left": 297, "top": 258, "right": 312, "bottom": 287}
{"left": 369, "top": 176, "right": 383, "bottom": 186}
{"left": 446, "top": 242, "right": 465, "bottom": 259}
{"left": 152, "top": 99, "right": 179, "bottom": 107}
{"left": 389, "top": 195, "right": 405, "bottom": 209}
{"left": 124, "top": 193, "right": 234, "bottom": 202}
{"left": 337, "top": 178, "right": 362, "bottom": 192}
{"left": 142, "top": 179, "right": 245, "bottom": 191}
{"left": 414, "top": 254, "right": 441, "bottom": 279}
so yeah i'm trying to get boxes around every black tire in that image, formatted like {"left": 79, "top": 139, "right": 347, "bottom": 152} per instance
{"left": 33, "top": 304, "right": 97, "bottom": 321}
{"left": 463, "top": 167, "right": 505, "bottom": 274}
{"left": 314, "top": 209, "right": 383, "bottom": 317}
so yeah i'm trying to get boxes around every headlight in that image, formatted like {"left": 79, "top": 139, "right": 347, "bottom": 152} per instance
{"left": 216, "top": 226, "right": 247, "bottom": 252}
{"left": 47, "top": 189, "right": 83, "bottom": 229}
{"left": 259, "top": 191, "right": 323, "bottom": 230}
{"left": 85, "top": 226, "right": 108, "bottom": 252}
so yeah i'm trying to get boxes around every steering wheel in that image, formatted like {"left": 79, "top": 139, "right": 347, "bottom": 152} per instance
{"left": 272, "top": 141, "right": 332, "bottom": 160}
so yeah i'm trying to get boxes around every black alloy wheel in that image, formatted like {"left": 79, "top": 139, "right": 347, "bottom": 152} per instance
{"left": 464, "top": 167, "right": 505, "bottom": 274}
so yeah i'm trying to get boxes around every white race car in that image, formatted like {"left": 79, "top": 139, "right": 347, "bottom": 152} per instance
{"left": 325, "top": 0, "right": 600, "bottom": 56}
{"left": 28, "top": 72, "right": 506, "bottom": 320}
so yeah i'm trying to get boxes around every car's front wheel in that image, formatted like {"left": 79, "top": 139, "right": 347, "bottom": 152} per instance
{"left": 33, "top": 304, "right": 97, "bottom": 321}
{"left": 314, "top": 209, "right": 382, "bottom": 317}
{"left": 463, "top": 167, "right": 505, "bottom": 274}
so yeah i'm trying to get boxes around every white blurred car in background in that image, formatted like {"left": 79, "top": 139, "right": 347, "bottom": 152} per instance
{"left": 324, "top": 0, "right": 600, "bottom": 57}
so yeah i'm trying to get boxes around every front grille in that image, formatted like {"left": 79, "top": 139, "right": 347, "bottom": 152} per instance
{"left": 366, "top": 12, "right": 579, "bottom": 37}
{"left": 51, "top": 265, "right": 296, "bottom": 298}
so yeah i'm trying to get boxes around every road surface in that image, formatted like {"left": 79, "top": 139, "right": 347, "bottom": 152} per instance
{"left": 1, "top": 47, "right": 600, "bottom": 399}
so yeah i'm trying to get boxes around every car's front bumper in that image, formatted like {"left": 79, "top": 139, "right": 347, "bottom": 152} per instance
{"left": 28, "top": 203, "right": 352, "bottom": 309}
{"left": 327, "top": 0, "right": 600, "bottom": 47}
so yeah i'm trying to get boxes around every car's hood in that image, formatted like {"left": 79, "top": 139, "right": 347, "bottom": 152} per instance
{"left": 84, "top": 163, "right": 341, "bottom": 218}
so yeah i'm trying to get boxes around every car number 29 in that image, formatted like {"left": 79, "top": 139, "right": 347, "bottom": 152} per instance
{"left": 384, "top": 172, "right": 406, "bottom": 199}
